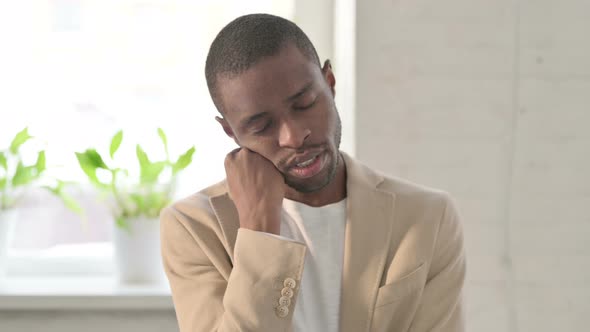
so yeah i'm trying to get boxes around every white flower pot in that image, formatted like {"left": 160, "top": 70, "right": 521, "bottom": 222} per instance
{"left": 0, "top": 209, "right": 18, "bottom": 278}
{"left": 112, "top": 216, "right": 166, "bottom": 284}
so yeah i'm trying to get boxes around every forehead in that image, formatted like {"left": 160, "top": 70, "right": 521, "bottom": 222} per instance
{"left": 217, "top": 43, "right": 320, "bottom": 120}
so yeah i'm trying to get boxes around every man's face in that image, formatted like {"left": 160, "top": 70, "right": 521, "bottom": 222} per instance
{"left": 215, "top": 43, "right": 341, "bottom": 193}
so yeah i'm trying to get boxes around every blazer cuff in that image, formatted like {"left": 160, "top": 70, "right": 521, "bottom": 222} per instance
{"left": 221, "top": 228, "right": 307, "bottom": 326}
{"left": 251, "top": 230, "right": 303, "bottom": 244}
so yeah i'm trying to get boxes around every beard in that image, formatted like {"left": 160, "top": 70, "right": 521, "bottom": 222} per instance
{"left": 283, "top": 110, "right": 342, "bottom": 193}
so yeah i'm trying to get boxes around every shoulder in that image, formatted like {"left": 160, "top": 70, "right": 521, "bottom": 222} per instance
{"left": 343, "top": 151, "right": 451, "bottom": 209}
{"left": 160, "top": 180, "right": 228, "bottom": 235}
{"left": 378, "top": 174, "right": 452, "bottom": 211}
{"left": 165, "top": 180, "right": 227, "bottom": 214}
{"left": 159, "top": 180, "right": 234, "bottom": 278}
{"left": 352, "top": 157, "right": 459, "bottom": 236}
{"left": 343, "top": 152, "right": 454, "bottom": 222}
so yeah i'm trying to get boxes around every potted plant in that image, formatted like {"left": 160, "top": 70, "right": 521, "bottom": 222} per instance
{"left": 76, "top": 128, "right": 194, "bottom": 284}
{"left": 0, "top": 128, "right": 81, "bottom": 277}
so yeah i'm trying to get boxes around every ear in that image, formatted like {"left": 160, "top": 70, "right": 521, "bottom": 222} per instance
{"left": 216, "top": 116, "right": 240, "bottom": 145}
{"left": 322, "top": 59, "right": 336, "bottom": 97}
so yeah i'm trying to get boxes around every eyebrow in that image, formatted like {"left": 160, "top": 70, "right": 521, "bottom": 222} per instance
{"left": 284, "top": 81, "right": 314, "bottom": 103}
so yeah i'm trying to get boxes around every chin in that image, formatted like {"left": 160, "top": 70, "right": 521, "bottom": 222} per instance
{"left": 284, "top": 154, "right": 338, "bottom": 193}
{"left": 286, "top": 178, "right": 329, "bottom": 194}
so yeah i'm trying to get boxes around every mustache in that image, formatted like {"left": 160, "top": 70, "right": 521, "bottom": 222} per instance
{"left": 277, "top": 143, "right": 326, "bottom": 170}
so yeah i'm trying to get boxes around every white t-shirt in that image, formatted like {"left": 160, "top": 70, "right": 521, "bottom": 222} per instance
{"left": 277, "top": 197, "right": 347, "bottom": 332}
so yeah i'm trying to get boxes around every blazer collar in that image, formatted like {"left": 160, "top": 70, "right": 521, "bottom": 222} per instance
{"left": 209, "top": 151, "right": 396, "bottom": 332}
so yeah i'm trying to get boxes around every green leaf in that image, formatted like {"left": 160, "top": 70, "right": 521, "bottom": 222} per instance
{"left": 12, "top": 162, "right": 39, "bottom": 186}
{"left": 9, "top": 127, "right": 32, "bottom": 154}
{"left": 115, "top": 216, "right": 131, "bottom": 232}
{"left": 43, "top": 184, "right": 59, "bottom": 195}
{"left": 76, "top": 152, "right": 98, "bottom": 183}
{"left": 129, "top": 192, "right": 145, "bottom": 213}
{"left": 141, "top": 161, "right": 166, "bottom": 184}
{"left": 75, "top": 151, "right": 108, "bottom": 189}
{"left": 136, "top": 145, "right": 166, "bottom": 184}
{"left": 109, "top": 130, "right": 123, "bottom": 159}
{"left": 58, "top": 191, "right": 83, "bottom": 215}
{"left": 0, "top": 177, "right": 6, "bottom": 190}
{"left": 136, "top": 144, "right": 150, "bottom": 168}
{"left": 36, "top": 151, "right": 46, "bottom": 173}
{"left": 45, "top": 183, "right": 83, "bottom": 215}
{"left": 157, "top": 128, "right": 169, "bottom": 157}
{"left": 172, "top": 146, "right": 195, "bottom": 175}
{"left": 0, "top": 152, "right": 6, "bottom": 170}
{"left": 85, "top": 149, "right": 108, "bottom": 169}
{"left": 145, "top": 190, "right": 169, "bottom": 218}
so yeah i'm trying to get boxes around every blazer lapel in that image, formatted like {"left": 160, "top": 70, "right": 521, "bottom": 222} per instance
{"left": 339, "top": 153, "right": 396, "bottom": 332}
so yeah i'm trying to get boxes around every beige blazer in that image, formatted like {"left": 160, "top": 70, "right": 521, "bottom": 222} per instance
{"left": 160, "top": 152, "right": 466, "bottom": 332}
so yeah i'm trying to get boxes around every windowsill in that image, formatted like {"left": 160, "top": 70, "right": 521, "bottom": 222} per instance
{"left": 0, "top": 276, "right": 173, "bottom": 310}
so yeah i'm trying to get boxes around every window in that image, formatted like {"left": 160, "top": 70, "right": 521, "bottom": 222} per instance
{"left": 1, "top": 0, "right": 297, "bottom": 275}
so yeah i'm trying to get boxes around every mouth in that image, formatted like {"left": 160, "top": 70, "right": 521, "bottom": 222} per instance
{"left": 287, "top": 152, "right": 325, "bottom": 179}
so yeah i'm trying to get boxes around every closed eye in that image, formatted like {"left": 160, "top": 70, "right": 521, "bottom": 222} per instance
{"left": 294, "top": 98, "right": 317, "bottom": 111}
{"left": 253, "top": 120, "right": 273, "bottom": 135}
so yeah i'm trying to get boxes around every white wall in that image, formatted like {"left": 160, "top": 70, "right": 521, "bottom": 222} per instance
{"left": 294, "top": 0, "right": 357, "bottom": 155}
{"left": 355, "top": 0, "right": 590, "bottom": 331}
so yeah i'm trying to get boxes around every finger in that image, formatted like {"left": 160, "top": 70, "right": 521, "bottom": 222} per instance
{"left": 226, "top": 148, "right": 241, "bottom": 160}
{"left": 225, "top": 148, "right": 240, "bottom": 167}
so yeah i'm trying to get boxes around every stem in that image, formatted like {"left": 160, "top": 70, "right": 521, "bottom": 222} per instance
{"left": 1, "top": 186, "right": 7, "bottom": 210}
{"left": 1, "top": 154, "right": 11, "bottom": 210}
{"left": 110, "top": 169, "right": 129, "bottom": 217}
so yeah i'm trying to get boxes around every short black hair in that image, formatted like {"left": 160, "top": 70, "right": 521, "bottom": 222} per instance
{"left": 205, "top": 13, "right": 321, "bottom": 112}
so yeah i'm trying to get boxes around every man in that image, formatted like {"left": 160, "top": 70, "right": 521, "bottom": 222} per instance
{"left": 160, "top": 13, "right": 466, "bottom": 332}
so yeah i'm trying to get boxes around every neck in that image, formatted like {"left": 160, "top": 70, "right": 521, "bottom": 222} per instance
{"left": 283, "top": 152, "right": 347, "bottom": 207}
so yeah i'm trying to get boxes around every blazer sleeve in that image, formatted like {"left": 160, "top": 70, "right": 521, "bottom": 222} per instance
{"left": 160, "top": 206, "right": 307, "bottom": 332}
{"left": 408, "top": 194, "right": 467, "bottom": 332}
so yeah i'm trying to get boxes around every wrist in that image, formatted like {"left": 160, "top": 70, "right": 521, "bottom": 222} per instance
{"left": 239, "top": 210, "right": 281, "bottom": 235}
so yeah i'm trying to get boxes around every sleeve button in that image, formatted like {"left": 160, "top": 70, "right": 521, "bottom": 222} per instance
{"left": 276, "top": 305, "right": 289, "bottom": 318}
{"left": 283, "top": 277, "right": 297, "bottom": 289}
{"left": 278, "top": 296, "right": 291, "bottom": 307}
{"left": 281, "top": 287, "right": 294, "bottom": 298}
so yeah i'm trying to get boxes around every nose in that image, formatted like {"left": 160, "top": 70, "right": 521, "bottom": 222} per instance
{"left": 278, "top": 118, "right": 311, "bottom": 149}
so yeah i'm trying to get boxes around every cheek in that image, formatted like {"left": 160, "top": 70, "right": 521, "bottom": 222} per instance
{"left": 315, "top": 99, "right": 337, "bottom": 134}
{"left": 240, "top": 136, "right": 280, "bottom": 160}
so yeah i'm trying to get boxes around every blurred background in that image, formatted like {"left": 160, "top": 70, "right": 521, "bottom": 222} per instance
{"left": 0, "top": 0, "right": 588, "bottom": 331}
